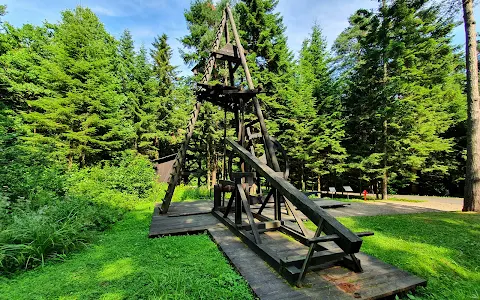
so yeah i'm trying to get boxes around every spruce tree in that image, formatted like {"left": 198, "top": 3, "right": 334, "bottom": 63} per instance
{"left": 235, "top": 0, "right": 293, "bottom": 113}
{"left": 151, "top": 34, "right": 176, "bottom": 97}
{"left": 117, "top": 29, "right": 141, "bottom": 150}
{"left": 301, "top": 25, "right": 347, "bottom": 191}
{"left": 336, "top": 0, "right": 465, "bottom": 196}
{"left": 22, "top": 7, "right": 127, "bottom": 166}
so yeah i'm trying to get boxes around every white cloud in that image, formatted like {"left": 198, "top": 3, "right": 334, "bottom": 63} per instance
{"left": 90, "top": 5, "right": 121, "bottom": 17}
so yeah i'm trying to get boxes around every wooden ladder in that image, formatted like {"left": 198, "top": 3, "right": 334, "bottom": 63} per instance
{"left": 159, "top": 11, "right": 227, "bottom": 214}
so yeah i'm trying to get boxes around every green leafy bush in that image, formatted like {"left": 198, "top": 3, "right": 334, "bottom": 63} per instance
{"left": 0, "top": 152, "right": 160, "bottom": 275}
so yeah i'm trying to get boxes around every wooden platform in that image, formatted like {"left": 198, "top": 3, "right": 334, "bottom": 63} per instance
{"left": 149, "top": 201, "right": 426, "bottom": 299}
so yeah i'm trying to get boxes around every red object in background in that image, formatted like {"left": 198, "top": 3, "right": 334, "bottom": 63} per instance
{"left": 363, "top": 190, "right": 368, "bottom": 201}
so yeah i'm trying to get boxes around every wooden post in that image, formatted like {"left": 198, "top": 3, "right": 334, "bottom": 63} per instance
{"left": 226, "top": 5, "right": 281, "bottom": 173}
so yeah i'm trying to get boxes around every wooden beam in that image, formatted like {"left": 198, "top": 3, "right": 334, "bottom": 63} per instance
{"left": 226, "top": 5, "right": 280, "bottom": 172}
{"left": 237, "top": 184, "right": 262, "bottom": 244}
{"left": 227, "top": 138, "right": 363, "bottom": 254}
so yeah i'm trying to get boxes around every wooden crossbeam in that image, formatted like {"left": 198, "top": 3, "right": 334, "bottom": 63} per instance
{"left": 237, "top": 184, "right": 261, "bottom": 244}
{"left": 227, "top": 138, "right": 363, "bottom": 254}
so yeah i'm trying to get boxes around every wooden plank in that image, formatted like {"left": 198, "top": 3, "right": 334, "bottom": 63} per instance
{"left": 149, "top": 199, "right": 425, "bottom": 299}
{"left": 281, "top": 249, "right": 346, "bottom": 267}
{"left": 227, "top": 138, "right": 363, "bottom": 254}
{"left": 284, "top": 199, "right": 309, "bottom": 237}
{"left": 208, "top": 226, "right": 309, "bottom": 300}
{"left": 241, "top": 220, "right": 283, "bottom": 231}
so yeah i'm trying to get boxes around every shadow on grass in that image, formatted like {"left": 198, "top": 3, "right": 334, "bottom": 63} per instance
{"left": 336, "top": 212, "right": 480, "bottom": 299}
{"left": 0, "top": 202, "right": 253, "bottom": 300}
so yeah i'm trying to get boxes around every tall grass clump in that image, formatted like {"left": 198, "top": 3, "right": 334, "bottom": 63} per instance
{"left": 0, "top": 151, "right": 160, "bottom": 275}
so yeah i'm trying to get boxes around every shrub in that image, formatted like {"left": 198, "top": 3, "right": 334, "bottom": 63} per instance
{"left": 0, "top": 152, "right": 159, "bottom": 275}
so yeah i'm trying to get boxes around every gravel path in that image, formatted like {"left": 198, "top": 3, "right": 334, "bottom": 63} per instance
{"left": 320, "top": 196, "right": 462, "bottom": 218}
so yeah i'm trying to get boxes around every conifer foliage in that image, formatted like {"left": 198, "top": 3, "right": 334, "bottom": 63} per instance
{"left": 0, "top": 0, "right": 471, "bottom": 197}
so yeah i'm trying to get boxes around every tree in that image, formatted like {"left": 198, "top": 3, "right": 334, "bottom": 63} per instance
{"left": 235, "top": 0, "right": 293, "bottom": 114}
{"left": 281, "top": 24, "right": 347, "bottom": 191}
{"left": 462, "top": 0, "right": 480, "bottom": 211}
{"left": 151, "top": 34, "right": 176, "bottom": 97}
{"left": 336, "top": 0, "right": 465, "bottom": 197}
{"left": 22, "top": 7, "right": 127, "bottom": 166}
{"left": 117, "top": 29, "right": 142, "bottom": 150}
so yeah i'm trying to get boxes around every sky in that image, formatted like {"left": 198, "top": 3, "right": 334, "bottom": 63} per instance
{"left": 2, "top": 0, "right": 479, "bottom": 76}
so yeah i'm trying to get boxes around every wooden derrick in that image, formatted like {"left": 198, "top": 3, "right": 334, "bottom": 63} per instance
{"left": 157, "top": 5, "right": 373, "bottom": 285}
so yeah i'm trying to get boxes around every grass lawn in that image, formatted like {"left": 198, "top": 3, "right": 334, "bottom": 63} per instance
{"left": 1, "top": 190, "right": 478, "bottom": 300}
{"left": 0, "top": 202, "right": 253, "bottom": 300}
{"left": 307, "top": 212, "right": 480, "bottom": 299}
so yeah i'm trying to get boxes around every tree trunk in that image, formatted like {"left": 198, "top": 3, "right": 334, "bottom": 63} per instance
{"left": 207, "top": 142, "right": 211, "bottom": 190}
{"left": 463, "top": 0, "right": 480, "bottom": 212}
{"left": 301, "top": 164, "right": 306, "bottom": 191}
{"left": 381, "top": 0, "right": 388, "bottom": 201}
{"left": 317, "top": 174, "right": 321, "bottom": 193}
{"left": 68, "top": 153, "right": 73, "bottom": 170}
{"left": 382, "top": 123, "right": 388, "bottom": 200}
{"left": 212, "top": 153, "right": 217, "bottom": 187}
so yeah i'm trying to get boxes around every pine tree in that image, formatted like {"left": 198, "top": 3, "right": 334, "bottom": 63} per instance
{"left": 336, "top": 0, "right": 465, "bottom": 196}
{"left": 235, "top": 0, "right": 293, "bottom": 114}
{"left": 22, "top": 7, "right": 127, "bottom": 166}
{"left": 301, "top": 25, "right": 347, "bottom": 192}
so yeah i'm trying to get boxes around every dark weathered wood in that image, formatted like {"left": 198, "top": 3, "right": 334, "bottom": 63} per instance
{"left": 257, "top": 188, "right": 274, "bottom": 214}
{"left": 281, "top": 249, "right": 346, "bottom": 268}
{"left": 241, "top": 220, "right": 283, "bottom": 231}
{"left": 297, "top": 220, "right": 323, "bottom": 286}
{"left": 227, "top": 138, "right": 363, "bottom": 254}
{"left": 223, "top": 190, "right": 235, "bottom": 217}
{"left": 308, "top": 231, "right": 374, "bottom": 244}
{"left": 167, "top": 211, "right": 211, "bottom": 218}
{"left": 284, "top": 199, "right": 309, "bottom": 237}
{"left": 226, "top": 6, "right": 280, "bottom": 172}
{"left": 149, "top": 201, "right": 426, "bottom": 298}
{"left": 237, "top": 184, "right": 261, "bottom": 244}
{"left": 160, "top": 102, "right": 202, "bottom": 214}
{"left": 235, "top": 180, "right": 242, "bottom": 225}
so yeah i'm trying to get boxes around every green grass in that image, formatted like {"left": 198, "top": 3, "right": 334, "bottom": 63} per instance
{"left": 0, "top": 202, "right": 253, "bottom": 300}
{"left": 171, "top": 185, "right": 212, "bottom": 202}
{"left": 307, "top": 212, "right": 480, "bottom": 299}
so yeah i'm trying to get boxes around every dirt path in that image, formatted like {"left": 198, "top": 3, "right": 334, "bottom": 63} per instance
{"left": 322, "top": 196, "right": 462, "bottom": 218}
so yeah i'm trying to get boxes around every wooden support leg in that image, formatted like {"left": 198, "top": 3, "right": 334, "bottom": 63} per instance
{"left": 235, "top": 180, "right": 242, "bottom": 225}
{"left": 343, "top": 253, "right": 363, "bottom": 273}
{"left": 237, "top": 184, "right": 261, "bottom": 244}
{"left": 284, "top": 199, "right": 310, "bottom": 238}
{"left": 296, "top": 220, "right": 324, "bottom": 287}
{"left": 257, "top": 188, "right": 274, "bottom": 214}
{"left": 214, "top": 184, "right": 221, "bottom": 210}
{"left": 274, "top": 190, "right": 281, "bottom": 221}
{"left": 223, "top": 191, "right": 235, "bottom": 218}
